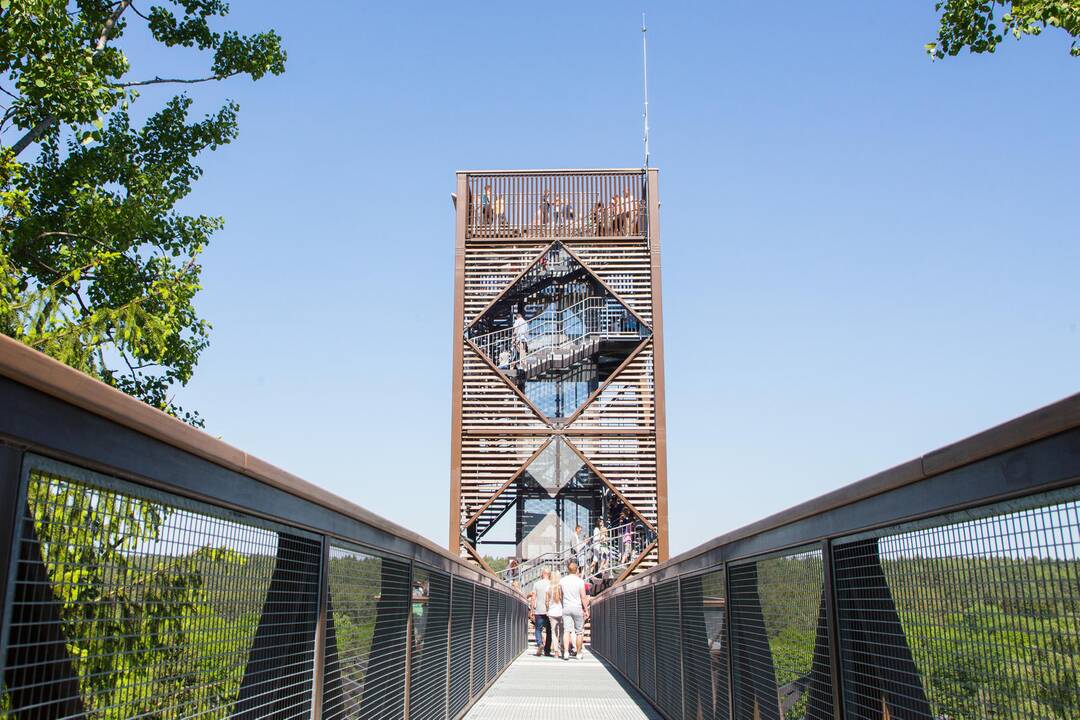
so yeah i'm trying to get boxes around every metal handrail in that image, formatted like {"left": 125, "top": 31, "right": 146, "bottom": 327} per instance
{"left": 589, "top": 392, "right": 1080, "bottom": 720}
{"left": 498, "top": 521, "right": 656, "bottom": 589}
{"left": 0, "top": 336, "right": 527, "bottom": 720}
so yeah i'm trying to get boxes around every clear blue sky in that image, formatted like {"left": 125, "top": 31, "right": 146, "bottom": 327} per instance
{"left": 128, "top": 3, "right": 1078, "bottom": 556}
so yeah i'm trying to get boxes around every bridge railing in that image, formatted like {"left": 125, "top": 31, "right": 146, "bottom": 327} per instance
{"left": 590, "top": 393, "right": 1080, "bottom": 720}
{"left": 0, "top": 336, "right": 526, "bottom": 720}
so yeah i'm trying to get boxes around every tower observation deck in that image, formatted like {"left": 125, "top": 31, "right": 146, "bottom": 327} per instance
{"left": 450, "top": 169, "right": 668, "bottom": 588}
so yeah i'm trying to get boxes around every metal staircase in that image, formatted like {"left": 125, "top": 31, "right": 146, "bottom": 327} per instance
{"left": 496, "top": 521, "right": 655, "bottom": 589}
{"left": 471, "top": 297, "right": 642, "bottom": 382}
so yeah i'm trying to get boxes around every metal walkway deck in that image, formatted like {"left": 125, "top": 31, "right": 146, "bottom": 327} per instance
{"left": 464, "top": 649, "right": 661, "bottom": 720}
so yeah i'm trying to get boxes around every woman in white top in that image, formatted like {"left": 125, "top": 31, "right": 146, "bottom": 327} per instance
{"left": 546, "top": 570, "right": 564, "bottom": 659}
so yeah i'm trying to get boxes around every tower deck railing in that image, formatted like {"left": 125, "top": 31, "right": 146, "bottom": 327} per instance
{"left": 464, "top": 169, "right": 648, "bottom": 240}
{"left": 0, "top": 336, "right": 526, "bottom": 720}
{"left": 589, "top": 392, "right": 1080, "bottom": 720}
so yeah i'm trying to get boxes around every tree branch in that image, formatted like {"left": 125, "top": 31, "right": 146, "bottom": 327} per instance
{"left": 112, "top": 72, "right": 240, "bottom": 89}
{"left": 9, "top": 1, "right": 132, "bottom": 158}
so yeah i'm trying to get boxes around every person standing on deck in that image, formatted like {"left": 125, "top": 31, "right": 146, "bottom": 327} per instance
{"left": 530, "top": 568, "right": 553, "bottom": 656}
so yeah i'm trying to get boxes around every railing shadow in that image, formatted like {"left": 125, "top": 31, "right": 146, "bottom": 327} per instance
{"left": 588, "top": 646, "right": 664, "bottom": 720}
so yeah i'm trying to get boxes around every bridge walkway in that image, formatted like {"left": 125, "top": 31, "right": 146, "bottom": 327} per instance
{"left": 465, "top": 649, "right": 660, "bottom": 720}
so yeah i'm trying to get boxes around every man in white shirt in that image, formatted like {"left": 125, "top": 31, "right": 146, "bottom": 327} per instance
{"left": 512, "top": 311, "right": 529, "bottom": 367}
{"left": 559, "top": 561, "right": 589, "bottom": 659}
{"left": 529, "top": 568, "right": 552, "bottom": 656}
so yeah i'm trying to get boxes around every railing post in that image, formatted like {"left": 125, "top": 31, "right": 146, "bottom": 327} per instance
{"left": 403, "top": 557, "right": 415, "bottom": 719}
{"left": 468, "top": 582, "right": 476, "bottom": 701}
{"left": 650, "top": 585, "right": 658, "bottom": 702}
{"left": 444, "top": 576, "right": 454, "bottom": 719}
{"left": 310, "top": 536, "right": 329, "bottom": 720}
{"left": 0, "top": 444, "right": 23, "bottom": 652}
{"left": 821, "top": 539, "right": 845, "bottom": 720}
{"left": 676, "top": 578, "right": 687, "bottom": 720}
{"left": 725, "top": 562, "right": 736, "bottom": 720}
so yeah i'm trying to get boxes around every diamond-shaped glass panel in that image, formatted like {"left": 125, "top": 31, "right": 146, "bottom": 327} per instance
{"left": 522, "top": 437, "right": 586, "bottom": 497}
{"left": 467, "top": 243, "right": 651, "bottom": 422}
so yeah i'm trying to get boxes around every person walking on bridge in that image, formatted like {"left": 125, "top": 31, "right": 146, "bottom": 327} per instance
{"left": 547, "top": 569, "right": 565, "bottom": 659}
{"left": 559, "top": 561, "right": 589, "bottom": 660}
{"left": 530, "top": 568, "right": 552, "bottom": 656}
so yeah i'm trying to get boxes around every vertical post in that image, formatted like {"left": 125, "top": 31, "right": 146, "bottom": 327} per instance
{"left": 444, "top": 576, "right": 454, "bottom": 720}
{"left": 646, "top": 168, "right": 670, "bottom": 562}
{"left": 0, "top": 444, "right": 23, "bottom": 626}
{"left": 450, "top": 172, "right": 469, "bottom": 554}
{"left": 821, "top": 540, "right": 845, "bottom": 720}
{"left": 468, "top": 582, "right": 475, "bottom": 701}
{"left": 310, "top": 536, "right": 329, "bottom": 720}
{"left": 725, "top": 564, "right": 736, "bottom": 720}
{"left": 403, "top": 557, "right": 415, "bottom": 720}
{"left": 676, "top": 579, "right": 686, "bottom": 720}
{"left": 650, "top": 585, "right": 658, "bottom": 701}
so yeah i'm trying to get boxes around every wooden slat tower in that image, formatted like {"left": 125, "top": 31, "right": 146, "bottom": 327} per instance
{"left": 450, "top": 169, "right": 668, "bottom": 581}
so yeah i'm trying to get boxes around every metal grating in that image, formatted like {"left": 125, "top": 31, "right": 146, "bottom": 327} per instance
{"left": 729, "top": 549, "right": 833, "bottom": 720}
{"left": 496, "top": 593, "right": 506, "bottom": 671}
{"left": 638, "top": 586, "right": 657, "bottom": 700}
{"left": 2, "top": 462, "right": 319, "bottom": 720}
{"left": 654, "top": 580, "right": 684, "bottom": 720}
{"left": 409, "top": 567, "right": 450, "bottom": 720}
{"left": 490, "top": 592, "right": 499, "bottom": 673}
{"left": 448, "top": 579, "right": 474, "bottom": 717}
{"left": 323, "top": 544, "right": 410, "bottom": 720}
{"left": 616, "top": 593, "right": 627, "bottom": 672}
{"left": 472, "top": 588, "right": 489, "bottom": 697}
{"left": 679, "top": 570, "right": 729, "bottom": 720}
{"left": 834, "top": 492, "right": 1080, "bottom": 720}
{"left": 625, "top": 590, "right": 639, "bottom": 686}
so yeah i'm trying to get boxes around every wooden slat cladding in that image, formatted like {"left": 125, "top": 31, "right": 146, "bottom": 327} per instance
{"left": 570, "top": 434, "right": 659, "bottom": 525}
{"left": 461, "top": 345, "right": 547, "bottom": 431}
{"left": 459, "top": 434, "right": 546, "bottom": 519}
{"left": 568, "top": 347, "right": 656, "bottom": 431}
{"left": 465, "top": 171, "right": 646, "bottom": 241}
{"left": 452, "top": 169, "right": 667, "bottom": 574}
{"left": 568, "top": 240, "right": 654, "bottom": 323}
{"left": 462, "top": 242, "right": 546, "bottom": 325}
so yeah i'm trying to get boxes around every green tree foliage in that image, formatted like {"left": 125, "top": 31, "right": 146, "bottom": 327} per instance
{"left": 928, "top": 1, "right": 1080, "bottom": 58}
{"left": 0, "top": 1, "right": 286, "bottom": 424}
{"left": 483, "top": 555, "right": 509, "bottom": 573}
{"left": 748, "top": 550, "right": 1080, "bottom": 720}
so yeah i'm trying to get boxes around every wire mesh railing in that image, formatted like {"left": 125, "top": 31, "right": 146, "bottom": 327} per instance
{"left": 0, "top": 336, "right": 527, "bottom": 720}
{"left": 590, "top": 393, "right": 1080, "bottom": 720}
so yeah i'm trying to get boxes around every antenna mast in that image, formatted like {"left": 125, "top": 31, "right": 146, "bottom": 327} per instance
{"left": 642, "top": 12, "right": 650, "bottom": 169}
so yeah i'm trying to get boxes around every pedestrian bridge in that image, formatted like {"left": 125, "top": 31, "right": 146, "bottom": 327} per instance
{"left": 0, "top": 334, "right": 1078, "bottom": 720}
